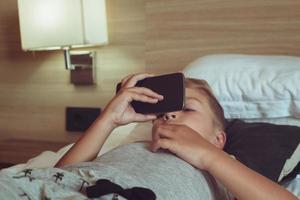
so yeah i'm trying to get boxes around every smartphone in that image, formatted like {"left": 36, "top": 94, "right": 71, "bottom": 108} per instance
{"left": 116, "top": 72, "right": 185, "bottom": 114}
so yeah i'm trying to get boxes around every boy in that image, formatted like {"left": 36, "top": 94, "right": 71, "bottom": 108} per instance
{"left": 55, "top": 73, "right": 297, "bottom": 200}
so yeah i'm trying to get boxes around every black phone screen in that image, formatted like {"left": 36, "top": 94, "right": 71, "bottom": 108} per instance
{"left": 116, "top": 73, "right": 185, "bottom": 114}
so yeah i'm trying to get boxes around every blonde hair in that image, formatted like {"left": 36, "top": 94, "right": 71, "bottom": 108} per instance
{"left": 184, "top": 78, "right": 225, "bottom": 130}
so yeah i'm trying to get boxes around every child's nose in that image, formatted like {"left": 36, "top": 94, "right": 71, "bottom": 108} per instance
{"left": 163, "top": 112, "right": 177, "bottom": 121}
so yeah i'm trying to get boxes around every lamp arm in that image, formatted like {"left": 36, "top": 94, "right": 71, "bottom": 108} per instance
{"left": 63, "top": 47, "right": 73, "bottom": 70}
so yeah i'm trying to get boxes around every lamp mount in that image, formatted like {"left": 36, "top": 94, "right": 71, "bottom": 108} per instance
{"left": 63, "top": 48, "right": 96, "bottom": 85}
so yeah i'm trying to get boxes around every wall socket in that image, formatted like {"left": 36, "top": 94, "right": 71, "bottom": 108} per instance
{"left": 66, "top": 107, "right": 101, "bottom": 132}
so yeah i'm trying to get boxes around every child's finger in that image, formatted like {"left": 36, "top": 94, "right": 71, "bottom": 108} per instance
{"left": 151, "top": 126, "right": 160, "bottom": 142}
{"left": 120, "top": 74, "right": 135, "bottom": 87}
{"left": 123, "top": 73, "right": 155, "bottom": 88}
{"left": 129, "top": 87, "right": 163, "bottom": 100}
{"left": 133, "top": 113, "right": 157, "bottom": 122}
{"left": 130, "top": 92, "right": 160, "bottom": 104}
{"left": 151, "top": 138, "right": 172, "bottom": 152}
{"left": 152, "top": 124, "right": 174, "bottom": 142}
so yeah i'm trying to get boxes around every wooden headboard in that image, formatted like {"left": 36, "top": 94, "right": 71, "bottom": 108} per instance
{"left": 145, "top": 0, "right": 300, "bottom": 73}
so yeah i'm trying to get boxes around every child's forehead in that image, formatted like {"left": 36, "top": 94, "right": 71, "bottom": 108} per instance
{"left": 185, "top": 88, "right": 208, "bottom": 102}
{"left": 185, "top": 88, "right": 215, "bottom": 118}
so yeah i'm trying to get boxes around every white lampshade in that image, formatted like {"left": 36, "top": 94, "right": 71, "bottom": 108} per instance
{"left": 17, "top": 0, "right": 108, "bottom": 51}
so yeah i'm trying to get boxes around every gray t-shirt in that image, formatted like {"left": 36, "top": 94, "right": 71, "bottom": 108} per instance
{"left": 64, "top": 142, "right": 234, "bottom": 200}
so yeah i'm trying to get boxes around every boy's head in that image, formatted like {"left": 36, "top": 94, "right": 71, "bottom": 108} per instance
{"left": 184, "top": 78, "right": 226, "bottom": 131}
{"left": 152, "top": 78, "right": 226, "bottom": 149}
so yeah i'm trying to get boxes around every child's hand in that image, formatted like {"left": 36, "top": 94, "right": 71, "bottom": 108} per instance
{"left": 151, "top": 123, "right": 221, "bottom": 170}
{"left": 102, "top": 73, "right": 164, "bottom": 129}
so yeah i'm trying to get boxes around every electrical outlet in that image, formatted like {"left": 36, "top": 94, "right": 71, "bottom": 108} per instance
{"left": 66, "top": 107, "right": 101, "bottom": 132}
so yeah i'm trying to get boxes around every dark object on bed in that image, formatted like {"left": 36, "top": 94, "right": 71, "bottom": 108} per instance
{"left": 224, "top": 119, "right": 300, "bottom": 182}
{"left": 86, "top": 179, "right": 156, "bottom": 199}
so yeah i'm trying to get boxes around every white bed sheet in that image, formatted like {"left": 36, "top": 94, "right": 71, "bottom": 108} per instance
{"left": 282, "top": 174, "right": 300, "bottom": 198}
{"left": 1, "top": 122, "right": 152, "bottom": 174}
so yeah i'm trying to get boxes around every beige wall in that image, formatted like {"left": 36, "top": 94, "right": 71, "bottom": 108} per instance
{"left": 1, "top": 0, "right": 300, "bottom": 142}
{"left": 0, "top": 0, "right": 145, "bottom": 142}
{"left": 146, "top": 0, "right": 300, "bottom": 73}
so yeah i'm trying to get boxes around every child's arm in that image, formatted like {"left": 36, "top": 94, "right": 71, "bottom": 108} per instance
{"left": 206, "top": 149, "right": 298, "bottom": 200}
{"left": 151, "top": 123, "right": 298, "bottom": 200}
{"left": 55, "top": 73, "right": 163, "bottom": 168}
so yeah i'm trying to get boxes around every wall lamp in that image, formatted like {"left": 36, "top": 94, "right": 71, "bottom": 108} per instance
{"left": 17, "top": 0, "right": 108, "bottom": 84}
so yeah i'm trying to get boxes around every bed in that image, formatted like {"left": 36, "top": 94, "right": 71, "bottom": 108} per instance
{"left": 1, "top": 54, "right": 300, "bottom": 199}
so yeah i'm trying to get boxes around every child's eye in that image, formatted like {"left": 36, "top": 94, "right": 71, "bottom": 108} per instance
{"left": 183, "top": 108, "right": 194, "bottom": 112}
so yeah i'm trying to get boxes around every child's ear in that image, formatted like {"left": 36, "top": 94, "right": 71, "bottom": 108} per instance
{"left": 212, "top": 131, "right": 226, "bottom": 149}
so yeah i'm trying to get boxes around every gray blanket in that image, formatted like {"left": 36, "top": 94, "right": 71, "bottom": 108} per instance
{"left": 0, "top": 142, "right": 233, "bottom": 200}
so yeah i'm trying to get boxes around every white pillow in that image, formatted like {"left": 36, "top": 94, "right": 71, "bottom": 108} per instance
{"left": 182, "top": 54, "right": 300, "bottom": 119}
